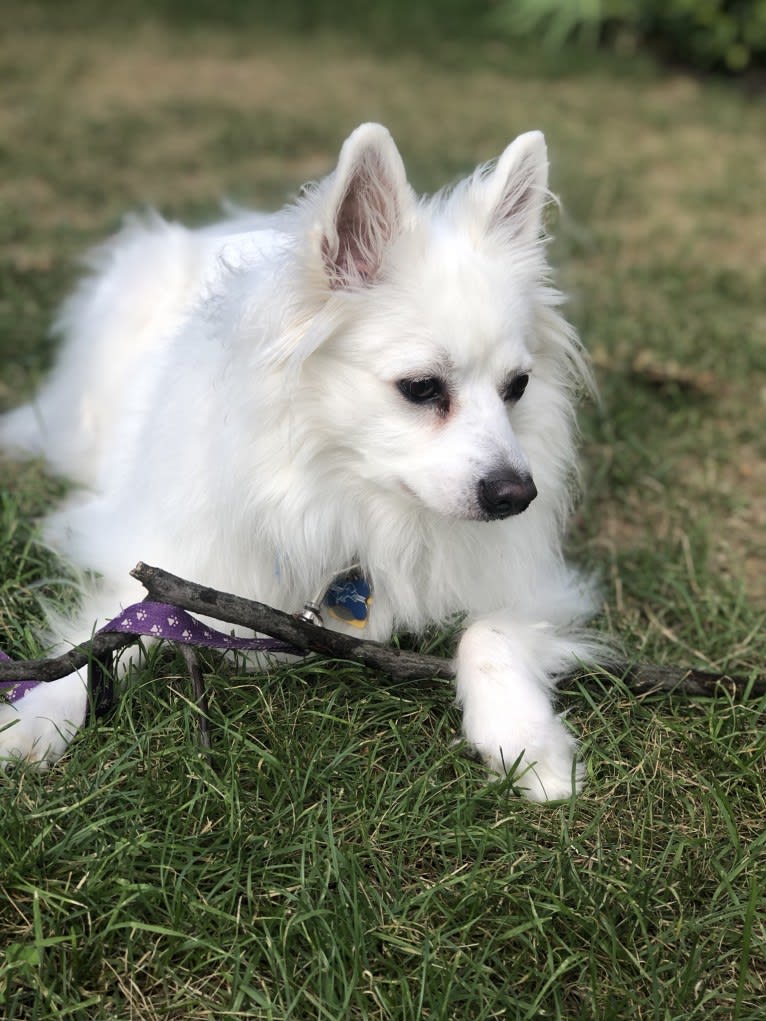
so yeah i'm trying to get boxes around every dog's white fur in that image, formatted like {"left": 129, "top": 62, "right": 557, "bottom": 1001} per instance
{"left": 0, "top": 124, "right": 601, "bottom": 800}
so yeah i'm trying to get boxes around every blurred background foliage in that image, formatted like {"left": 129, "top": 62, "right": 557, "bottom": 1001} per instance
{"left": 492, "top": 0, "right": 766, "bottom": 73}
{"left": 23, "top": 0, "right": 766, "bottom": 74}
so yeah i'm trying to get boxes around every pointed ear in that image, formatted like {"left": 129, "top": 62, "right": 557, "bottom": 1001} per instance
{"left": 319, "top": 123, "right": 413, "bottom": 289}
{"left": 482, "top": 131, "right": 549, "bottom": 244}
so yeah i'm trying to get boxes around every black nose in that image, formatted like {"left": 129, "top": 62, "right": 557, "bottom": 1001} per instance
{"left": 477, "top": 470, "right": 537, "bottom": 520}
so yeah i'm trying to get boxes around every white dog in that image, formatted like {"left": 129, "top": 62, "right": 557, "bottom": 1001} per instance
{"left": 0, "top": 124, "right": 601, "bottom": 800}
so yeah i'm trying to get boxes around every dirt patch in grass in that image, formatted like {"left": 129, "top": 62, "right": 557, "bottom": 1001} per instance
{"left": 591, "top": 449, "right": 766, "bottom": 607}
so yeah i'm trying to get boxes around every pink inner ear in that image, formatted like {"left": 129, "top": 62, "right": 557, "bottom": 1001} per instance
{"left": 497, "top": 170, "right": 535, "bottom": 224}
{"left": 323, "top": 156, "right": 400, "bottom": 289}
{"left": 490, "top": 154, "right": 546, "bottom": 240}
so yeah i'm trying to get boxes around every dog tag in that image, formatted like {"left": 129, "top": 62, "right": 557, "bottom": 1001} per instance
{"left": 323, "top": 572, "right": 372, "bottom": 629}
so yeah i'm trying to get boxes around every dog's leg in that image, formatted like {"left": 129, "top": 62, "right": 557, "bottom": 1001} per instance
{"left": 455, "top": 613, "right": 593, "bottom": 802}
{"left": 0, "top": 574, "right": 148, "bottom": 768}
{"left": 0, "top": 670, "right": 87, "bottom": 768}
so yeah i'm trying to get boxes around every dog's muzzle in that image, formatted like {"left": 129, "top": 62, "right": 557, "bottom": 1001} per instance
{"left": 477, "top": 469, "right": 538, "bottom": 520}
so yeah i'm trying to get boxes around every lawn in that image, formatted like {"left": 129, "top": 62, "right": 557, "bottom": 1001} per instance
{"left": 1, "top": 4, "right": 765, "bottom": 1019}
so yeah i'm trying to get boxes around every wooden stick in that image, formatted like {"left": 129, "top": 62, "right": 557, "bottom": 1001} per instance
{"left": 86, "top": 652, "right": 116, "bottom": 721}
{"left": 0, "top": 631, "right": 138, "bottom": 683}
{"left": 0, "top": 561, "right": 763, "bottom": 698}
{"left": 180, "top": 644, "right": 212, "bottom": 750}
{"left": 130, "top": 563, "right": 766, "bottom": 698}
{"left": 130, "top": 562, "right": 456, "bottom": 683}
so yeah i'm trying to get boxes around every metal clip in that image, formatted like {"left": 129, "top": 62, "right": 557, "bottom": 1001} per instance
{"left": 297, "top": 601, "right": 324, "bottom": 627}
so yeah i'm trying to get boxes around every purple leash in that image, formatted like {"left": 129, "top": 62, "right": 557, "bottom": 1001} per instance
{"left": 0, "top": 600, "right": 296, "bottom": 705}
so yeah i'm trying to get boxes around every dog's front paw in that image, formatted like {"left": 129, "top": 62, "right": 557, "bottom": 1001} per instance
{"left": 455, "top": 622, "right": 585, "bottom": 803}
{"left": 476, "top": 716, "right": 584, "bottom": 802}
{"left": 0, "top": 709, "right": 75, "bottom": 769}
{"left": 0, "top": 674, "right": 86, "bottom": 769}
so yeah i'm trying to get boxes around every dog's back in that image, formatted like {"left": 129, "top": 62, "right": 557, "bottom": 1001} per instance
{"left": 0, "top": 212, "right": 281, "bottom": 486}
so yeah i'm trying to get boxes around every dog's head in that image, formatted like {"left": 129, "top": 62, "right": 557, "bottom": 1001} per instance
{"left": 286, "top": 124, "right": 588, "bottom": 524}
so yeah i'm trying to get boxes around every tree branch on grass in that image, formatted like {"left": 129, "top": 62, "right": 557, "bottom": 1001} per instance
{"left": 0, "top": 563, "right": 763, "bottom": 702}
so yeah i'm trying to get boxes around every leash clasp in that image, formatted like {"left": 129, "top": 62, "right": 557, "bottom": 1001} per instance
{"left": 297, "top": 601, "right": 324, "bottom": 627}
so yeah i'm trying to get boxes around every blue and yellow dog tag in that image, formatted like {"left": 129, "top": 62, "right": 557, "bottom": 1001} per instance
{"left": 323, "top": 572, "right": 373, "bottom": 629}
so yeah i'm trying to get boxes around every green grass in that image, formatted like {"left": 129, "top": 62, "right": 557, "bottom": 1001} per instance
{"left": 1, "top": 5, "right": 765, "bottom": 1019}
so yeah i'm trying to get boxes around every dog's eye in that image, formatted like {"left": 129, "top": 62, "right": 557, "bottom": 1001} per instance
{"left": 397, "top": 377, "right": 448, "bottom": 408}
{"left": 503, "top": 373, "right": 530, "bottom": 403}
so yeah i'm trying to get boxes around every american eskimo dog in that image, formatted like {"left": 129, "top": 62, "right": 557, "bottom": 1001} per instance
{"left": 0, "top": 124, "right": 601, "bottom": 800}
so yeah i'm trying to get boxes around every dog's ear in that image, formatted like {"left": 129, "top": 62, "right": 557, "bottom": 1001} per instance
{"left": 320, "top": 124, "right": 413, "bottom": 289}
{"left": 483, "top": 131, "right": 549, "bottom": 244}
